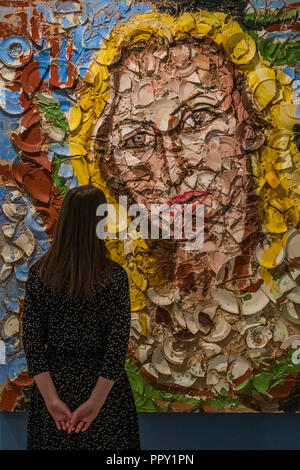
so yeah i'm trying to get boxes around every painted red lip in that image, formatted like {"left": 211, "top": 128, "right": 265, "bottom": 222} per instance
{"left": 170, "top": 190, "right": 210, "bottom": 205}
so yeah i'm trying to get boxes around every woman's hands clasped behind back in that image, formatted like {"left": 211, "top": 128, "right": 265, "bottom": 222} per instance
{"left": 46, "top": 397, "right": 72, "bottom": 431}
{"left": 67, "top": 398, "right": 102, "bottom": 434}
{"left": 46, "top": 397, "right": 102, "bottom": 433}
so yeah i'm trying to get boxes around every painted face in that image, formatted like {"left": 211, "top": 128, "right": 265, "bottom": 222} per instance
{"left": 100, "top": 40, "right": 262, "bottom": 255}
{"left": 98, "top": 39, "right": 264, "bottom": 301}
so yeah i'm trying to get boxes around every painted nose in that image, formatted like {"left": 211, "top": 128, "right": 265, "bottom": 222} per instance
{"left": 162, "top": 135, "right": 183, "bottom": 185}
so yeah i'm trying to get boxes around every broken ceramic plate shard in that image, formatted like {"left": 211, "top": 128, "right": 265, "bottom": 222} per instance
{"left": 0, "top": 87, "right": 30, "bottom": 116}
{"left": 130, "top": 327, "right": 140, "bottom": 341}
{"left": 225, "top": 32, "right": 256, "bottom": 65}
{"left": 119, "top": 73, "right": 132, "bottom": 92}
{"left": 137, "top": 344, "right": 152, "bottom": 364}
{"left": 192, "top": 52, "right": 210, "bottom": 70}
{"left": 214, "top": 378, "right": 230, "bottom": 394}
{"left": 148, "top": 99, "right": 181, "bottom": 132}
{"left": 282, "top": 302, "right": 300, "bottom": 325}
{"left": 143, "top": 53, "right": 157, "bottom": 74}
{"left": 240, "top": 317, "right": 267, "bottom": 335}
{"left": 287, "top": 286, "right": 300, "bottom": 304}
{"left": 211, "top": 288, "right": 239, "bottom": 314}
{"left": 55, "top": 1, "right": 81, "bottom": 13}
{"left": 170, "top": 44, "right": 190, "bottom": 64}
{"left": 162, "top": 334, "right": 185, "bottom": 364}
{"left": 197, "top": 171, "right": 215, "bottom": 188}
{"left": 187, "top": 360, "right": 206, "bottom": 378}
{"left": 246, "top": 326, "right": 272, "bottom": 348}
{"left": 178, "top": 81, "right": 201, "bottom": 102}
{"left": 125, "top": 56, "right": 139, "bottom": 73}
{"left": 204, "top": 316, "right": 231, "bottom": 342}
{"left": 227, "top": 357, "right": 252, "bottom": 385}
{"left": 199, "top": 341, "right": 222, "bottom": 356}
{"left": 273, "top": 320, "right": 289, "bottom": 342}
{"left": 255, "top": 238, "right": 286, "bottom": 268}
{"left": 142, "top": 362, "right": 159, "bottom": 379}
{"left": 130, "top": 312, "right": 142, "bottom": 336}
{"left": 21, "top": 61, "right": 49, "bottom": 97}
{"left": 0, "top": 36, "right": 32, "bottom": 68}
{"left": 23, "top": 168, "right": 52, "bottom": 204}
{"left": 0, "top": 66, "right": 16, "bottom": 81}
{"left": 177, "top": 63, "right": 197, "bottom": 78}
{"left": 147, "top": 287, "right": 177, "bottom": 306}
{"left": 241, "top": 289, "right": 269, "bottom": 315}
{"left": 285, "top": 229, "right": 300, "bottom": 262}
{"left": 2, "top": 313, "right": 19, "bottom": 338}
{"left": 1, "top": 245, "right": 24, "bottom": 264}
{"left": 136, "top": 78, "right": 154, "bottom": 106}
{"left": 277, "top": 273, "right": 297, "bottom": 295}
{"left": 14, "top": 229, "right": 35, "bottom": 257}
{"left": 168, "top": 371, "right": 198, "bottom": 387}
{"left": 152, "top": 346, "right": 172, "bottom": 375}
{"left": 280, "top": 335, "right": 300, "bottom": 350}
{"left": 1, "top": 224, "right": 16, "bottom": 238}
{"left": 216, "top": 255, "right": 252, "bottom": 284}
{"left": 0, "top": 263, "right": 12, "bottom": 282}
{"left": 194, "top": 305, "right": 215, "bottom": 334}
{"left": 172, "top": 302, "right": 186, "bottom": 328}
{"left": 44, "top": 125, "right": 65, "bottom": 142}
{"left": 207, "top": 354, "right": 229, "bottom": 373}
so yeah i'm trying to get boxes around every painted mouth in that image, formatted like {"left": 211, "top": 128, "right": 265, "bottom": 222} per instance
{"left": 170, "top": 190, "right": 210, "bottom": 205}
{"left": 159, "top": 190, "right": 210, "bottom": 217}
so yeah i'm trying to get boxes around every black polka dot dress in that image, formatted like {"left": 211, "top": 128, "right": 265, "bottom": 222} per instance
{"left": 21, "top": 260, "right": 141, "bottom": 450}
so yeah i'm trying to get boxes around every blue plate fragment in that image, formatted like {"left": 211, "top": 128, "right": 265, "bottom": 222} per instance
{"left": 0, "top": 36, "right": 32, "bottom": 68}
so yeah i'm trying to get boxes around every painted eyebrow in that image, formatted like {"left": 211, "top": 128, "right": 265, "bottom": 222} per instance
{"left": 113, "top": 92, "right": 220, "bottom": 131}
{"left": 114, "top": 119, "right": 155, "bottom": 131}
{"left": 174, "top": 93, "right": 219, "bottom": 115}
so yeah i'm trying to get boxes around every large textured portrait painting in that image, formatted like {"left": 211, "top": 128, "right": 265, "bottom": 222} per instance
{"left": 0, "top": 0, "right": 300, "bottom": 413}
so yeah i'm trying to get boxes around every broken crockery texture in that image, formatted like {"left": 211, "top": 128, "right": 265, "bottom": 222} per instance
{"left": 0, "top": 1, "right": 300, "bottom": 413}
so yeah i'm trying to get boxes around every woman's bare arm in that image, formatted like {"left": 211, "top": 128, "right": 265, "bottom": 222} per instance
{"left": 33, "top": 370, "right": 60, "bottom": 406}
{"left": 88, "top": 376, "right": 115, "bottom": 407}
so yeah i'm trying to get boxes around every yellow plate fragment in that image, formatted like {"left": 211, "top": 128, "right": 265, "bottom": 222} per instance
{"left": 253, "top": 79, "right": 277, "bottom": 110}
{"left": 175, "top": 12, "right": 196, "bottom": 34}
{"left": 261, "top": 238, "right": 286, "bottom": 269}
{"left": 270, "top": 103, "right": 299, "bottom": 130}
{"left": 264, "top": 206, "right": 287, "bottom": 233}
{"left": 225, "top": 33, "right": 256, "bottom": 65}
{"left": 68, "top": 107, "right": 82, "bottom": 132}
{"left": 265, "top": 171, "right": 280, "bottom": 189}
{"left": 276, "top": 69, "right": 293, "bottom": 85}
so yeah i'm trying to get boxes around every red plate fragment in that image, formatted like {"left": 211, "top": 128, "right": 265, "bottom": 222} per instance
{"left": 11, "top": 106, "right": 43, "bottom": 154}
{"left": 34, "top": 204, "right": 58, "bottom": 235}
{"left": 12, "top": 160, "right": 33, "bottom": 185}
{"left": 21, "top": 61, "right": 49, "bottom": 97}
{"left": 50, "top": 60, "right": 77, "bottom": 88}
{"left": 22, "top": 151, "right": 52, "bottom": 172}
{"left": 23, "top": 167, "right": 52, "bottom": 204}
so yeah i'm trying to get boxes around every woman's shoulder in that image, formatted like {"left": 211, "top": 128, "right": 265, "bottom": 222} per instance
{"left": 25, "top": 262, "right": 42, "bottom": 289}
{"left": 26, "top": 261, "right": 49, "bottom": 291}
{"left": 27, "top": 262, "right": 39, "bottom": 278}
{"left": 106, "top": 260, "right": 128, "bottom": 288}
{"left": 108, "top": 260, "right": 128, "bottom": 283}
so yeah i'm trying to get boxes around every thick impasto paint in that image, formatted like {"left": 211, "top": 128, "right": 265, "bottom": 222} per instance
{"left": 0, "top": 0, "right": 300, "bottom": 412}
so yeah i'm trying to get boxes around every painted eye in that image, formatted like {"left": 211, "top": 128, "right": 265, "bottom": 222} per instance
{"left": 182, "top": 109, "right": 216, "bottom": 129}
{"left": 124, "top": 133, "right": 146, "bottom": 148}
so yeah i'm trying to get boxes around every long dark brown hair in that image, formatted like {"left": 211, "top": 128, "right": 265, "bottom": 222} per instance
{"left": 34, "top": 184, "right": 113, "bottom": 298}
